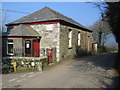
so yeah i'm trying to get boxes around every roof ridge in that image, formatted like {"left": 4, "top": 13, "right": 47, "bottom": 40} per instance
{"left": 7, "top": 6, "right": 91, "bottom": 32}
{"left": 46, "top": 7, "right": 75, "bottom": 21}
{"left": 46, "top": 7, "right": 86, "bottom": 28}
{"left": 7, "top": 6, "right": 78, "bottom": 25}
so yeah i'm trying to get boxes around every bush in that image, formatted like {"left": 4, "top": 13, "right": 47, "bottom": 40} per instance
{"left": 42, "top": 58, "right": 48, "bottom": 70}
{"left": 76, "top": 46, "right": 88, "bottom": 57}
{"left": 2, "top": 59, "right": 14, "bottom": 74}
{"left": 98, "top": 45, "right": 107, "bottom": 53}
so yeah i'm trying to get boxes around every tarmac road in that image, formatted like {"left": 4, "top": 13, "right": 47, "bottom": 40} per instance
{"left": 2, "top": 52, "right": 119, "bottom": 88}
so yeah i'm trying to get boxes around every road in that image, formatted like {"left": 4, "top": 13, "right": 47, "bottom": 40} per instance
{"left": 2, "top": 52, "right": 119, "bottom": 88}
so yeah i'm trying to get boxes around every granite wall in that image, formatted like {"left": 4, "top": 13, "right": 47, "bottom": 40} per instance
{"left": 30, "top": 23, "right": 60, "bottom": 61}
{"left": 59, "top": 24, "right": 94, "bottom": 60}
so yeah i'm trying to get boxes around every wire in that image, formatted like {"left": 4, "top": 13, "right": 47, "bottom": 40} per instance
{"left": 1, "top": 9, "right": 30, "bottom": 14}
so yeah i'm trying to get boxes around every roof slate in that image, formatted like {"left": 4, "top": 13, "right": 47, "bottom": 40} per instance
{"left": 7, "top": 7, "right": 91, "bottom": 31}
{"left": 3, "top": 25, "right": 40, "bottom": 37}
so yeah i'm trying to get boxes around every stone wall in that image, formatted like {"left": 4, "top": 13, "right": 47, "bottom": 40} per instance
{"left": 30, "top": 23, "right": 94, "bottom": 61}
{"left": 3, "top": 22, "right": 94, "bottom": 61}
{"left": 80, "top": 31, "right": 94, "bottom": 54}
{"left": 30, "top": 23, "right": 60, "bottom": 61}
{"left": 60, "top": 24, "right": 79, "bottom": 60}
{"left": 88, "top": 32, "right": 94, "bottom": 53}
{"left": 59, "top": 24, "right": 94, "bottom": 60}
{"left": 80, "top": 30, "right": 86, "bottom": 50}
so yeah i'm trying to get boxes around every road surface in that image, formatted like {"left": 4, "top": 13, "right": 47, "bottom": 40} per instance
{"left": 2, "top": 52, "right": 119, "bottom": 88}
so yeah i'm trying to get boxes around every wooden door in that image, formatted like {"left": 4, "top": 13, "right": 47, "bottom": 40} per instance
{"left": 33, "top": 40, "right": 40, "bottom": 57}
{"left": 48, "top": 49, "right": 53, "bottom": 63}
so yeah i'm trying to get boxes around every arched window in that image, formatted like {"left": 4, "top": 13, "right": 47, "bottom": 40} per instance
{"left": 25, "top": 40, "right": 31, "bottom": 55}
{"left": 68, "top": 29, "right": 72, "bottom": 48}
{"left": 78, "top": 32, "right": 81, "bottom": 46}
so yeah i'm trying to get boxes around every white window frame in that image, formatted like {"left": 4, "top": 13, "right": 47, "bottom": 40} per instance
{"left": 78, "top": 32, "right": 81, "bottom": 46}
{"left": 68, "top": 29, "right": 72, "bottom": 48}
{"left": 7, "top": 40, "right": 14, "bottom": 55}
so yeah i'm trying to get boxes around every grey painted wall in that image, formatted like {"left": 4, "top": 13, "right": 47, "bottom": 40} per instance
{"left": 2, "top": 38, "right": 23, "bottom": 56}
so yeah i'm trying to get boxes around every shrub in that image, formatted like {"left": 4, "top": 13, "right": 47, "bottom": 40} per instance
{"left": 2, "top": 59, "right": 14, "bottom": 74}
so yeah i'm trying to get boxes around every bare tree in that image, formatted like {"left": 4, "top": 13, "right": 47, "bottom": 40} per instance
{"left": 93, "top": 2, "right": 120, "bottom": 78}
{"left": 89, "top": 20, "right": 111, "bottom": 47}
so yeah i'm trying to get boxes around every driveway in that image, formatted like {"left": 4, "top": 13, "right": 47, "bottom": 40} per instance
{"left": 2, "top": 52, "right": 119, "bottom": 88}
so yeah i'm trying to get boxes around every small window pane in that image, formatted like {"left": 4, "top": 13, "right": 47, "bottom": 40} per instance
{"left": 78, "top": 32, "right": 81, "bottom": 46}
{"left": 68, "top": 29, "right": 72, "bottom": 47}
{"left": 8, "top": 44, "right": 13, "bottom": 53}
{"left": 25, "top": 40, "right": 31, "bottom": 55}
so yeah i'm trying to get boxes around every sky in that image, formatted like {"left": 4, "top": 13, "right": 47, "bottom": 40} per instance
{"left": 2, "top": 2, "right": 101, "bottom": 27}
{"left": 2, "top": 2, "right": 118, "bottom": 47}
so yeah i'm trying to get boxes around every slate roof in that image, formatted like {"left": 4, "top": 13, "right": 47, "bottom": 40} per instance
{"left": 7, "top": 7, "right": 92, "bottom": 32}
{"left": 3, "top": 25, "right": 40, "bottom": 37}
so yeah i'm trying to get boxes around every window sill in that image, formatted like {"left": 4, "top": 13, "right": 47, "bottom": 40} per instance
{"left": 7, "top": 53, "right": 14, "bottom": 56}
{"left": 68, "top": 47, "right": 72, "bottom": 49}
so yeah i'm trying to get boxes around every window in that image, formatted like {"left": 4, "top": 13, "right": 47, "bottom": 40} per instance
{"left": 7, "top": 39, "right": 13, "bottom": 55}
{"left": 68, "top": 29, "right": 72, "bottom": 48}
{"left": 87, "top": 36, "right": 90, "bottom": 52}
{"left": 25, "top": 40, "right": 31, "bottom": 55}
{"left": 78, "top": 32, "right": 81, "bottom": 46}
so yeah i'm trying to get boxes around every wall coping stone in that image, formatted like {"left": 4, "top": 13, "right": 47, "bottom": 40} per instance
{"left": 3, "top": 56, "right": 47, "bottom": 61}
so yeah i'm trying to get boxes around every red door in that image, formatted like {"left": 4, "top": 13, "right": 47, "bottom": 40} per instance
{"left": 48, "top": 49, "right": 53, "bottom": 63}
{"left": 33, "top": 40, "right": 40, "bottom": 57}
{"left": 92, "top": 43, "right": 95, "bottom": 54}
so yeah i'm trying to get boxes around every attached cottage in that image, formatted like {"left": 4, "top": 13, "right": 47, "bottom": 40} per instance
{"left": 2, "top": 6, "right": 95, "bottom": 62}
